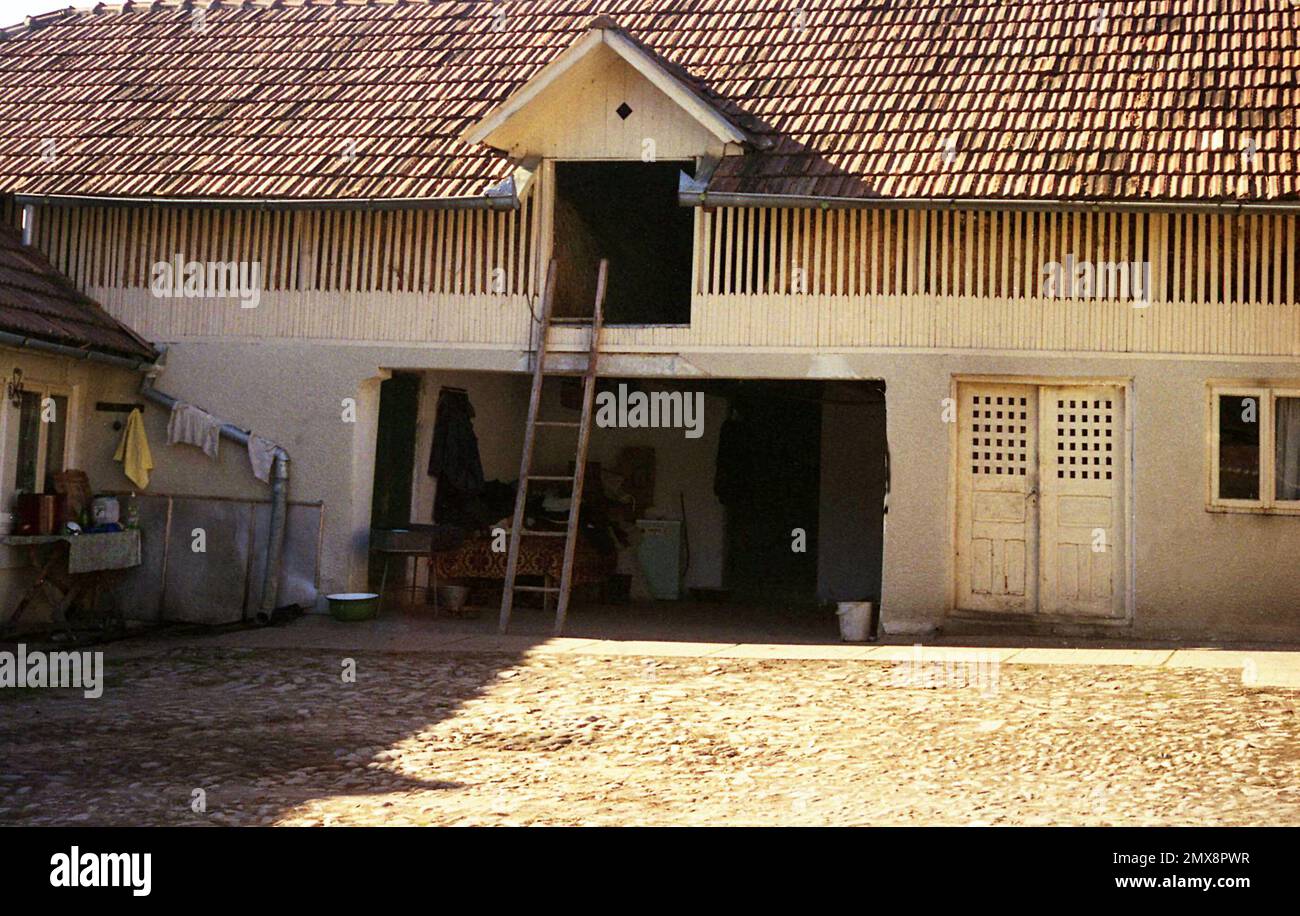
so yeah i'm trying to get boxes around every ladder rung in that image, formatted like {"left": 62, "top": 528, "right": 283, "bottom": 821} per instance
{"left": 528, "top": 474, "right": 575, "bottom": 481}
{"left": 550, "top": 317, "right": 594, "bottom": 325}
{"left": 520, "top": 530, "right": 567, "bottom": 537}
{"left": 534, "top": 420, "right": 581, "bottom": 428}
{"left": 514, "top": 585, "right": 560, "bottom": 593}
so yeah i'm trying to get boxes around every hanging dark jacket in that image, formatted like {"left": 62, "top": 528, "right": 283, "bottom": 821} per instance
{"left": 428, "top": 389, "right": 485, "bottom": 497}
{"left": 713, "top": 409, "right": 751, "bottom": 507}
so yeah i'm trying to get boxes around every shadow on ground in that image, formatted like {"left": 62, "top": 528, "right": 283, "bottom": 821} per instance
{"left": 0, "top": 633, "right": 535, "bottom": 826}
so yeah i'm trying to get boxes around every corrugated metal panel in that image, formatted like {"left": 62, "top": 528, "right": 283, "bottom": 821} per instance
{"left": 161, "top": 499, "right": 252, "bottom": 624}
{"left": 114, "top": 493, "right": 170, "bottom": 623}
{"left": 114, "top": 494, "right": 323, "bottom": 624}
{"left": 0, "top": 1, "right": 1295, "bottom": 204}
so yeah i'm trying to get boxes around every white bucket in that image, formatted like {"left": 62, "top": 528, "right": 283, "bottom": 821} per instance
{"left": 836, "top": 601, "right": 873, "bottom": 642}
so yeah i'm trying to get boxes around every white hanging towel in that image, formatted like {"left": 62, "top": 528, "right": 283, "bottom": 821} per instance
{"left": 247, "top": 434, "right": 277, "bottom": 483}
{"left": 167, "top": 401, "right": 221, "bottom": 459}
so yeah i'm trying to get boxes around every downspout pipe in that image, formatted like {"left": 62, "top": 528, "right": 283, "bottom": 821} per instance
{"left": 139, "top": 373, "right": 290, "bottom": 623}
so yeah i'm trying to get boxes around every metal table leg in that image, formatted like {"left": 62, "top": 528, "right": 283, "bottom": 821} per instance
{"left": 377, "top": 552, "right": 391, "bottom": 615}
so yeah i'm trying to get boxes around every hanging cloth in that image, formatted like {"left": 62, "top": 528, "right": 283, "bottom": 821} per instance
{"left": 167, "top": 401, "right": 222, "bottom": 459}
{"left": 113, "top": 408, "right": 154, "bottom": 490}
{"left": 248, "top": 434, "right": 277, "bottom": 484}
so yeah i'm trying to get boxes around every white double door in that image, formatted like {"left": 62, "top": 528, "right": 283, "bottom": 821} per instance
{"left": 956, "top": 382, "right": 1125, "bottom": 617}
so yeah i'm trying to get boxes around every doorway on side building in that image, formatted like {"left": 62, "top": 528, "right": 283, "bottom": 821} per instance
{"left": 368, "top": 372, "right": 421, "bottom": 584}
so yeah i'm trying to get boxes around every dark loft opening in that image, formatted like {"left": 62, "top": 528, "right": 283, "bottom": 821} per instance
{"left": 553, "top": 160, "right": 694, "bottom": 325}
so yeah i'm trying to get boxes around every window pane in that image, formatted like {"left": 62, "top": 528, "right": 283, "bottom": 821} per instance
{"left": 43, "top": 394, "right": 69, "bottom": 492}
{"left": 13, "top": 391, "right": 42, "bottom": 493}
{"left": 1277, "top": 396, "right": 1300, "bottom": 502}
{"left": 1218, "top": 395, "right": 1260, "bottom": 500}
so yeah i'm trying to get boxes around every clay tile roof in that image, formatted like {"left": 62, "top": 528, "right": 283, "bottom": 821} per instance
{"left": 0, "top": 0, "right": 1295, "bottom": 204}
{"left": 0, "top": 222, "right": 155, "bottom": 360}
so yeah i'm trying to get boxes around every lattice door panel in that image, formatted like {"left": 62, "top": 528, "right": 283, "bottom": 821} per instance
{"left": 1050, "top": 394, "right": 1117, "bottom": 482}
{"left": 956, "top": 383, "right": 1038, "bottom": 614}
{"left": 969, "top": 391, "right": 1031, "bottom": 479}
{"left": 1039, "top": 386, "right": 1125, "bottom": 617}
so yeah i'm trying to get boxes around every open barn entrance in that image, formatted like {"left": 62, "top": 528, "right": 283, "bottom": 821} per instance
{"left": 717, "top": 381, "right": 823, "bottom": 605}
{"left": 552, "top": 161, "right": 694, "bottom": 324}
{"left": 369, "top": 371, "right": 888, "bottom": 643}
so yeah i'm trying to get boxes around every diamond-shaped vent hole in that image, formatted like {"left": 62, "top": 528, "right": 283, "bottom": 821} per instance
{"left": 616, "top": 102, "right": 633, "bottom": 120}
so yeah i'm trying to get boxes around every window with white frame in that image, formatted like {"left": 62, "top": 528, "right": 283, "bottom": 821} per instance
{"left": 9, "top": 386, "right": 70, "bottom": 495}
{"left": 1209, "top": 384, "right": 1300, "bottom": 513}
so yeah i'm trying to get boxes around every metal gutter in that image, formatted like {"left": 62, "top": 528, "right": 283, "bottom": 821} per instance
{"left": 679, "top": 189, "right": 1300, "bottom": 215}
{"left": 0, "top": 330, "right": 155, "bottom": 371}
{"left": 0, "top": 331, "right": 291, "bottom": 623}
{"left": 15, "top": 190, "right": 519, "bottom": 212}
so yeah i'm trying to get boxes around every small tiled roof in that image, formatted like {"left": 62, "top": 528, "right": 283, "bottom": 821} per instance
{"left": 0, "top": 0, "right": 1295, "bottom": 204}
{"left": 0, "top": 222, "right": 156, "bottom": 360}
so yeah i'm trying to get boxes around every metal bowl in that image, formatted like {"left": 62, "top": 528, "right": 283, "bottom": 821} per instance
{"left": 435, "top": 585, "right": 470, "bottom": 612}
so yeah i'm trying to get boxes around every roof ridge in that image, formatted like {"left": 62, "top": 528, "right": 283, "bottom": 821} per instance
{"left": 1, "top": 0, "right": 434, "bottom": 34}
{"left": 0, "top": 6, "right": 75, "bottom": 40}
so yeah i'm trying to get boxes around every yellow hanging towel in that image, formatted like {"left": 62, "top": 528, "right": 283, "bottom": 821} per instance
{"left": 114, "top": 408, "right": 153, "bottom": 490}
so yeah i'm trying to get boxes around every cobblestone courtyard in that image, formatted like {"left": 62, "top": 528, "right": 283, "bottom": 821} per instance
{"left": 2, "top": 644, "right": 1298, "bottom": 826}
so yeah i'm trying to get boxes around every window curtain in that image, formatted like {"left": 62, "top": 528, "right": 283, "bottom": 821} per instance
{"left": 1277, "top": 397, "right": 1300, "bottom": 501}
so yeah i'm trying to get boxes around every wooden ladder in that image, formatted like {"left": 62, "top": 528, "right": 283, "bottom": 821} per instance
{"left": 499, "top": 258, "right": 608, "bottom": 635}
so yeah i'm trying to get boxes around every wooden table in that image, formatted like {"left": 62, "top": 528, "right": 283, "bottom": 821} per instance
{"left": 2, "top": 530, "right": 142, "bottom": 639}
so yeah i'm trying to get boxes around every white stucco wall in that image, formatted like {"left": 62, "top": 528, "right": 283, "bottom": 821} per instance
{"left": 860, "top": 352, "right": 1300, "bottom": 641}
{"left": 105, "top": 339, "right": 1300, "bottom": 641}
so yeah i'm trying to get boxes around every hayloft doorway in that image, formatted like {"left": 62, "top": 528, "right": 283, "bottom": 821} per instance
{"left": 552, "top": 161, "right": 694, "bottom": 324}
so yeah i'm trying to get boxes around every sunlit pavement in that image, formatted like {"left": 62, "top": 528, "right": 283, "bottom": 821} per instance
{"left": 2, "top": 615, "right": 1299, "bottom": 826}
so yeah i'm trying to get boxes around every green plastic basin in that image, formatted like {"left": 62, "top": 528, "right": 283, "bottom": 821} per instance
{"left": 327, "top": 593, "right": 380, "bottom": 621}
